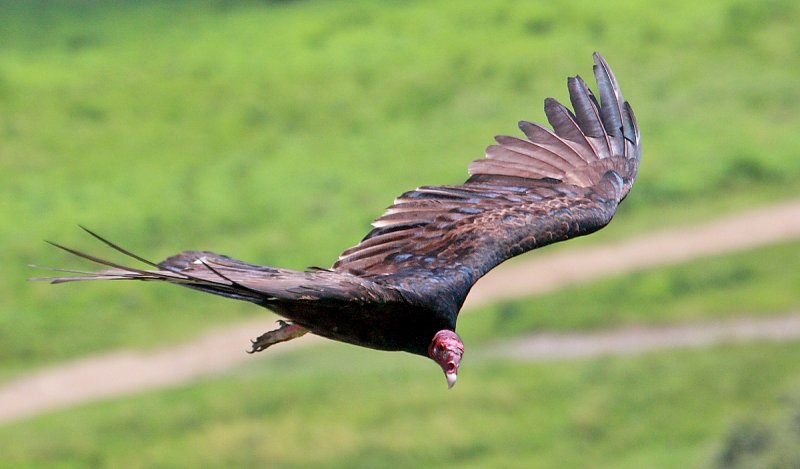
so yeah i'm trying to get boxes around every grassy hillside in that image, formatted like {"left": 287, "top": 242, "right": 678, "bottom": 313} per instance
{"left": 3, "top": 0, "right": 799, "bottom": 367}
{"left": 2, "top": 339, "right": 800, "bottom": 468}
{"left": 4, "top": 2, "right": 800, "bottom": 467}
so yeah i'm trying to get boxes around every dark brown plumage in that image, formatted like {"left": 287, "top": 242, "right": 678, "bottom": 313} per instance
{"left": 37, "top": 53, "right": 641, "bottom": 387}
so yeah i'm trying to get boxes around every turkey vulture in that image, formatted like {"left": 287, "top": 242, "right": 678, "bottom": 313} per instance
{"left": 37, "top": 53, "right": 640, "bottom": 388}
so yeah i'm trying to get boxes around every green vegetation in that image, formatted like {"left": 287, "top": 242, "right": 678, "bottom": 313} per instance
{"left": 3, "top": 0, "right": 799, "bottom": 371}
{"left": 711, "top": 401, "right": 800, "bottom": 469}
{"left": 2, "top": 340, "right": 800, "bottom": 468}
{"left": 2, "top": 1, "right": 799, "bottom": 467}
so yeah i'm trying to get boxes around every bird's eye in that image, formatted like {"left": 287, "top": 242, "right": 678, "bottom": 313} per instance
{"left": 437, "top": 344, "right": 445, "bottom": 353}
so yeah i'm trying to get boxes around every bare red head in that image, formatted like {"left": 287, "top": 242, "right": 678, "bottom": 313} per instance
{"left": 428, "top": 330, "right": 464, "bottom": 389}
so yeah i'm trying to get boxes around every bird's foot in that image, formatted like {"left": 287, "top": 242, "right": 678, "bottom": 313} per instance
{"left": 247, "top": 320, "right": 309, "bottom": 353}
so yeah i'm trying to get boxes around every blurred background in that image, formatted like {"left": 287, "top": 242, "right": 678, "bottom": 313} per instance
{"left": 1, "top": 0, "right": 800, "bottom": 467}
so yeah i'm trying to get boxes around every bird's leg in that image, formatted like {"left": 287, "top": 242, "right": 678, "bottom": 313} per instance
{"left": 247, "top": 320, "right": 309, "bottom": 353}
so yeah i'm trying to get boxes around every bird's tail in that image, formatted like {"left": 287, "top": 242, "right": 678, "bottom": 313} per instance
{"left": 33, "top": 226, "right": 383, "bottom": 309}
{"left": 31, "top": 226, "right": 277, "bottom": 304}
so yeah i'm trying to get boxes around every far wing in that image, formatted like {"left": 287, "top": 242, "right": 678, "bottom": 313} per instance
{"left": 38, "top": 228, "right": 398, "bottom": 308}
{"left": 333, "top": 53, "right": 641, "bottom": 309}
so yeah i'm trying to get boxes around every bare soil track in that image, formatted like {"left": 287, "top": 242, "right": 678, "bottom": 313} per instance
{"left": 3, "top": 199, "right": 800, "bottom": 425}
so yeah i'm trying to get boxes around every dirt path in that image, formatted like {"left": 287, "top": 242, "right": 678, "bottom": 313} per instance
{"left": 465, "top": 198, "right": 800, "bottom": 308}
{"left": 2, "top": 199, "right": 800, "bottom": 425}
{"left": 486, "top": 313, "right": 800, "bottom": 360}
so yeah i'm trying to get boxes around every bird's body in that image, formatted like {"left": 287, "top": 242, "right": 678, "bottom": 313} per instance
{"left": 38, "top": 53, "right": 641, "bottom": 387}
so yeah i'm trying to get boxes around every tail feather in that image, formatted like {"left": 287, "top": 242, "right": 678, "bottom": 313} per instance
{"left": 33, "top": 228, "right": 390, "bottom": 308}
{"left": 28, "top": 265, "right": 141, "bottom": 283}
{"left": 79, "top": 224, "right": 163, "bottom": 269}
{"left": 32, "top": 229, "right": 269, "bottom": 304}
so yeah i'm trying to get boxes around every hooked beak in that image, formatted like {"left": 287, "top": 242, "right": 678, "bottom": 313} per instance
{"left": 443, "top": 358, "right": 459, "bottom": 389}
{"left": 446, "top": 372, "right": 458, "bottom": 389}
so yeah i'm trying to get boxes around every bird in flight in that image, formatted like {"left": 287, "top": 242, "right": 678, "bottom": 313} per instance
{"left": 37, "top": 53, "right": 640, "bottom": 388}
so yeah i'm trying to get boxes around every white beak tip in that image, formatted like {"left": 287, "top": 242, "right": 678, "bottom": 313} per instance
{"left": 446, "top": 373, "right": 458, "bottom": 389}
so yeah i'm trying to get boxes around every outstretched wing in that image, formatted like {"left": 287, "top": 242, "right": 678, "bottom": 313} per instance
{"left": 333, "top": 53, "right": 641, "bottom": 310}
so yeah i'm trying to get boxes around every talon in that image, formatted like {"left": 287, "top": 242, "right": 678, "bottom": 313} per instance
{"left": 247, "top": 320, "right": 309, "bottom": 354}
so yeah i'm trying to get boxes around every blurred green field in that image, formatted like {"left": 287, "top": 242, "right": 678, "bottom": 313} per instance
{"left": 2, "top": 337, "right": 800, "bottom": 468}
{"left": 2, "top": 241, "right": 800, "bottom": 467}
{"left": 3, "top": 0, "right": 800, "bottom": 369}
{"left": 2, "top": 0, "right": 799, "bottom": 467}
